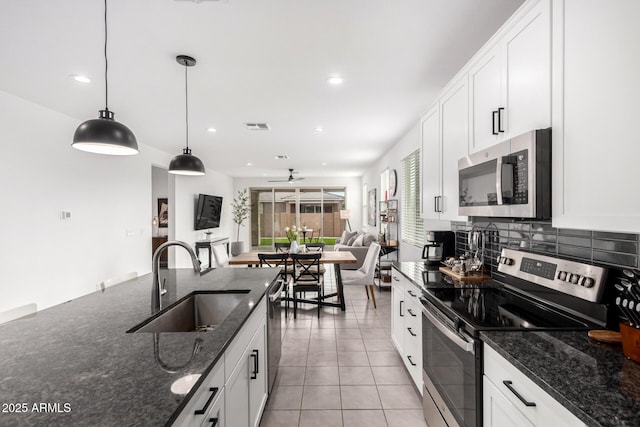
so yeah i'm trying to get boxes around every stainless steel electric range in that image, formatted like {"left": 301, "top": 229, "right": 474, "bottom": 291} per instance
{"left": 419, "top": 248, "right": 610, "bottom": 427}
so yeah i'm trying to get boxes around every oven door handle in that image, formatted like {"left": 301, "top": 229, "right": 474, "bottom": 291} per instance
{"left": 421, "top": 305, "right": 475, "bottom": 355}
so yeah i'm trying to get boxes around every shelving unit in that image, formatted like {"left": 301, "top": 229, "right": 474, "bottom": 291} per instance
{"left": 377, "top": 200, "right": 399, "bottom": 288}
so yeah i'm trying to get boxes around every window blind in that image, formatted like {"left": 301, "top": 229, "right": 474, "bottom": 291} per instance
{"left": 401, "top": 149, "right": 424, "bottom": 246}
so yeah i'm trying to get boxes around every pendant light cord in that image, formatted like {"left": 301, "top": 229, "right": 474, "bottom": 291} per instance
{"left": 104, "top": 0, "right": 109, "bottom": 111}
{"left": 184, "top": 64, "right": 189, "bottom": 150}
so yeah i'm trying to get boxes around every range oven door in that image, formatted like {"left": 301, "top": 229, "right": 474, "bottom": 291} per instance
{"left": 267, "top": 279, "right": 284, "bottom": 394}
{"left": 421, "top": 298, "right": 481, "bottom": 427}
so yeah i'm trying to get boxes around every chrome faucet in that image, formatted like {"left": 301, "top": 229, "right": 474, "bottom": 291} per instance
{"left": 152, "top": 241, "right": 201, "bottom": 312}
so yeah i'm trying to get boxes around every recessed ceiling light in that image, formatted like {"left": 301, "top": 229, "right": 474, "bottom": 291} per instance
{"left": 315, "top": 127, "right": 323, "bottom": 132}
{"left": 70, "top": 74, "right": 91, "bottom": 84}
{"left": 321, "top": 162, "right": 327, "bottom": 166}
{"left": 207, "top": 127, "right": 217, "bottom": 133}
{"left": 327, "top": 76, "right": 343, "bottom": 85}
{"left": 246, "top": 162, "right": 253, "bottom": 166}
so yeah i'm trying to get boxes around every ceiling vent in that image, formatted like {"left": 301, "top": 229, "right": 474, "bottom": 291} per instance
{"left": 274, "top": 155, "right": 289, "bottom": 160}
{"left": 244, "top": 123, "right": 270, "bottom": 131}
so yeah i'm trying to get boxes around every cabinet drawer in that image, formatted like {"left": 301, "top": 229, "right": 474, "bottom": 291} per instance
{"left": 174, "top": 359, "right": 225, "bottom": 427}
{"left": 225, "top": 298, "right": 266, "bottom": 382}
{"left": 483, "top": 344, "right": 585, "bottom": 426}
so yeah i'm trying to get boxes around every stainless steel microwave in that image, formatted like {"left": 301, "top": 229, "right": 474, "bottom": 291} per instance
{"left": 458, "top": 128, "right": 551, "bottom": 219}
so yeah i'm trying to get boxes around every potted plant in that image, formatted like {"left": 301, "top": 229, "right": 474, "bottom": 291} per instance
{"left": 230, "top": 188, "right": 250, "bottom": 256}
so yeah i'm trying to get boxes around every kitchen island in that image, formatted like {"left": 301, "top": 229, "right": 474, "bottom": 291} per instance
{"left": 0, "top": 267, "right": 278, "bottom": 426}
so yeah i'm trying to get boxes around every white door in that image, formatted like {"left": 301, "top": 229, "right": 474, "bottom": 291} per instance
{"left": 483, "top": 376, "right": 535, "bottom": 427}
{"left": 391, "top": 277, "right": 405, "bottom": 353}
{"left": 503, "top": 0, "right": 551, "bottom": 139}
{"left": 469, "top": 46, "right": 502, "bottom": 153}
{"left": 225, "top": 347, "right": 250, "bottom": 427}
{"left": 552, "top": 0, "right": 640, "bottom": 233}
{"left": 421, "top": 104, "right": 441, "bottom": 220}
{"left": 249, "top": 321, "right": 267, "bottom": 427}
{"left": 439, "top": 77, "right": 469, "bottom": 222}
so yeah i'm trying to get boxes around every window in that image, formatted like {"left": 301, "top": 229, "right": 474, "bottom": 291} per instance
{"left": 401, "top": 149, "right": 424, "bottom": 246}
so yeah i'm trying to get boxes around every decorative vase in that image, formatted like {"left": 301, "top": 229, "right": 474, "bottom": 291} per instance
{"left": 230, "top": 241, "right": 245, "bottom": 256}
{"left": 289, "top": 240, "right": 299, "bottom": 254}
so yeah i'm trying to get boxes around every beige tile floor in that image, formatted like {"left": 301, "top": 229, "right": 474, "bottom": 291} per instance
{"left": 260, "top": 265, "right": 427, "bottom": 427}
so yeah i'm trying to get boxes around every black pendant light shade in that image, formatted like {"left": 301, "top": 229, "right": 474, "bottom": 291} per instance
{"left": 72, "top": 109, "right": 138, "bottom": 155}
{"left": 168, "top": 54, "right": 205, "bottom": 176}
{"left": 71, "top": 0, "right": 138, "bottom": 156}
{"left": 169, "top": 148, "right": 206, "bottom": 175}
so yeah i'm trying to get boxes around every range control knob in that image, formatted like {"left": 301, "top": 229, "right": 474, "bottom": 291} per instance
{"left": 499, "top": 257, "right": 514, "bottom": 266}
{"left": 583, "top": 277, "right": 595, "bottom": 288}
{"left": 570, "top": 274, "right": 580, "bottom": 284}
{"left": 557, "top": 271, "right": 567, "bottom": 281}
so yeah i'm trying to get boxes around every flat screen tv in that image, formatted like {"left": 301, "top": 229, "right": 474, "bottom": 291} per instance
{"left": 194, "top": 194, "right": 223, "bottom": 230}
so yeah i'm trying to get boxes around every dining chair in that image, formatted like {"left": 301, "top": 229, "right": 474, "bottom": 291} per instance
{"left": 340, "top": 243, "right": 381, "bottom": 308}
{"left": 305, "top": 242, "right": 325, "bottom": 252}
{"left": 212, "top": 245, "right": 229, "bottom": 268}
{"left": 290, "top": 252, "right": 323, "bottom": 318}
{"left": 274, "top": 242, "right": 290, "bottom": 253}
{"left": 258, "top": 252, "right": 290, "bottom": 315}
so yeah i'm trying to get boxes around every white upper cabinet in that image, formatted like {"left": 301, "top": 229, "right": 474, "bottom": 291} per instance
{"left": 421, "top": 104, "right": 441, "bottom": 220}
{"left": 552, "top": 0, "right": 640, "bottom": 233}
{"left": 469, "top": 0, "right": 550, "bottom": 153}
{"left": 439, "top": 77, "right": 470, "bottom": 222}
{"left": 420, "top": 76, "right": 469, "bottom": 222}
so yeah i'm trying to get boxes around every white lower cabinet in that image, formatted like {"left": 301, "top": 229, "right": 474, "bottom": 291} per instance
{"left": 390, "top": 267, "right": 423, "bottom": 394}
{"left": 174, "top": 298, "right": 267, "bottom": 427}
{"left": 173, "top": 358, "right": 225, "bottom": 427}
{"left": 483, "top": 344, "right": 585, "bottom": 427}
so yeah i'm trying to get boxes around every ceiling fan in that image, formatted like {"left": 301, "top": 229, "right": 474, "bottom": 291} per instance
{"left": 268, "top": 168, "right": 305, "bottom": 183}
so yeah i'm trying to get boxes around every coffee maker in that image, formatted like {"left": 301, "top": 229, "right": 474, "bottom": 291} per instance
{"left": 422, "top": 231, "right": 455, "bottom": 266}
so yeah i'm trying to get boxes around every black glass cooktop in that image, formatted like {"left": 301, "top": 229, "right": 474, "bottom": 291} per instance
{"left": 421, "top": 269, "right": 591, "bottom": 333}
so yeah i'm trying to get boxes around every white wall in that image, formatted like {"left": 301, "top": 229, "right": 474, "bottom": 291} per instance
{"left": 361, "top": 122, "right": 425, "bottom": 262}
{"left": 0, "top": 90, "right": 182, "bottom": 313}
{"left": 172, "top": 170, "right": 234, "bottom": 268}
{"left": 152, "top": 165, "right": 168, "bottom": 237}
{"left": 233, "top": 176, "right": 363, "bottom": 246}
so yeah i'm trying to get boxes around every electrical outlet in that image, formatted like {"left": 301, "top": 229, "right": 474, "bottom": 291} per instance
{"left": 60, "top": 211, "right": 71, "bottom": 220}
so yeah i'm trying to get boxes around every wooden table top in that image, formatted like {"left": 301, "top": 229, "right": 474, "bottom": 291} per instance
{"left": 229, "top": 250, "right": 357, "bottom": 266}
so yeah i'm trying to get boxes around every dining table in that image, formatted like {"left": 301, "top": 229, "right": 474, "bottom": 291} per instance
{"left": 228, "top": 250, "right": 357, "bottom": 311}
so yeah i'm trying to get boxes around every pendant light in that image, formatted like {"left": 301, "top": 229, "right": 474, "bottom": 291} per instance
{"left": 168, "top": 55, "right": 206, "bottom": 176}
{"left": 72, "top": 0, "right": 138, "bottom": 155}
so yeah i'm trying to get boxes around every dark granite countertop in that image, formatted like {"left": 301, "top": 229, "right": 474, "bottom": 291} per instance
{"left": 393, "top": 261, "right": 640, "bottom": 427}
{"left": 0, "top": 267, "right": 277, "bottom": 427}
{"left": 481, "top": 330, "right": 640, "bottom": 427}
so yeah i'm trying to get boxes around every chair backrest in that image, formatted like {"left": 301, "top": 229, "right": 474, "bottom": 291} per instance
{"left": 305, "top": 242, "right": 325, "bottom": 252}
{"left": 100, "top": 272, "right": 138, "bottom": 291}
{"left": 358, "top": 243, "right": 381, "bottom": 278}
{"left": 274, "top": 242, "right": 290, "bottom": 253}
{"left": 290, "top": 252, "right": 322, "bottom": 284}
{"left": 258, "top": 252, "right": 289, "bottom": 274}
{"left": 212, "top": 245, "right": 229, "bottom": 268}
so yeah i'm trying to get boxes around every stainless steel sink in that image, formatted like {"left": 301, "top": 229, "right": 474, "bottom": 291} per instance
{"left": 128, "top": 290, "right": 250, "bottom": 333}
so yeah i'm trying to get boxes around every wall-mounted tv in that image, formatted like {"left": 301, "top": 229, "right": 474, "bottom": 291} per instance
{"left": 194, "top": 194, "right": 223, "bottom": 230}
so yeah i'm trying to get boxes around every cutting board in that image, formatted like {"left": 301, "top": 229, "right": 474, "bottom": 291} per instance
{"left": 439, "top": 266, "right": 491, "bottom": 282}
{"left": 588, "top": 330, "right": 622, "bottom": 345}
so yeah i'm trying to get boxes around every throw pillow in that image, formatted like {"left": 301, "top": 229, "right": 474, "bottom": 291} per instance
{"left": 352, "top": 233, "right": 365, "bottom": 246}
{"left": 342, "top": 230, "right": 358, "bottom": 246}
{"left": 346, "top": 231, "right": 361, "bottom": 246}
{"left": 362, "top": 233, "right": 377, "bottom": 247}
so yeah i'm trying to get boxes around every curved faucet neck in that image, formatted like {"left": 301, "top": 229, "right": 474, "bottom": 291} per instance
{"left": 152, "top": 241, "right": 201, "bottom": 312}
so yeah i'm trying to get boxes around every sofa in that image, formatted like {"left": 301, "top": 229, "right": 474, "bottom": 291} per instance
{"left": 334, "top": 230, "right": 379, "bottom": 270}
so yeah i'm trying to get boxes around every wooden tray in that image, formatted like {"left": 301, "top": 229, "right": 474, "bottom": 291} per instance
{"left": 439, "top": 266, "right": 491, "bottom": 281}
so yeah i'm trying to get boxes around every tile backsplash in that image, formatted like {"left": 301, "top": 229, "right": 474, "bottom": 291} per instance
{"left": 452, "top": 220, "right": 640, "bottom": 275}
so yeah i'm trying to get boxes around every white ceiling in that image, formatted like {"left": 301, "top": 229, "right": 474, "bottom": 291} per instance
{"left": 0, "top": 0, "right": 523, "bottom": 179}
